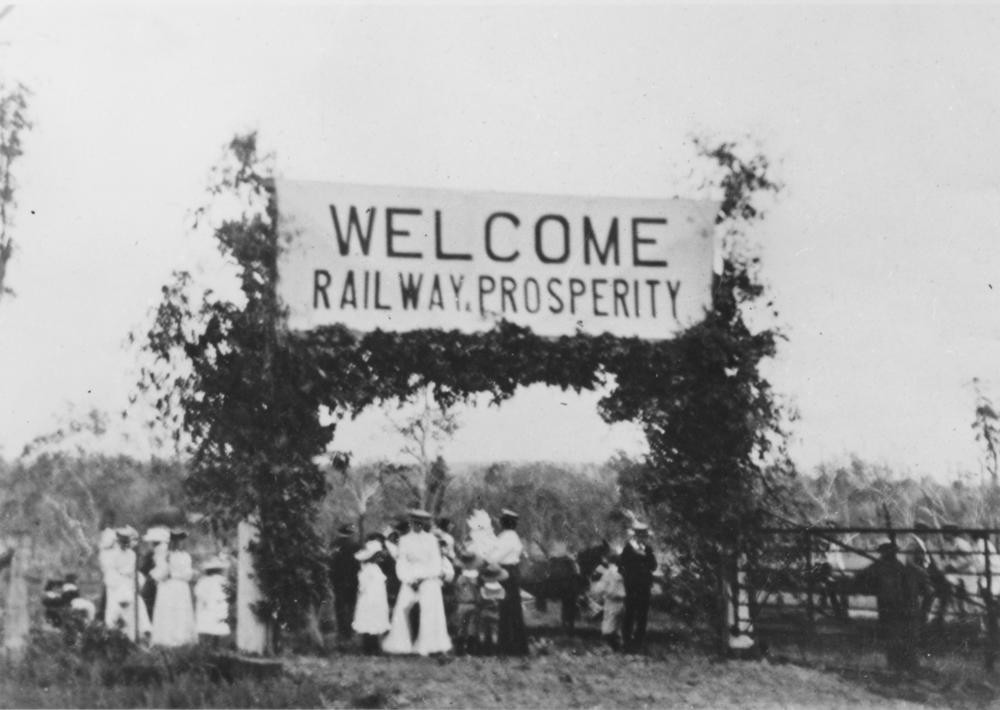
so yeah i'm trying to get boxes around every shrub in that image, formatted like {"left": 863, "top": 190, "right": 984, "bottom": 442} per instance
{"left": 0, "top": 622, "right": 339, "bottom": 708}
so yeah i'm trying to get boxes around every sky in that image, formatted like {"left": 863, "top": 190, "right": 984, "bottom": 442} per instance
{"left": 0, "top": 3, "right": 998, "bottom": 481}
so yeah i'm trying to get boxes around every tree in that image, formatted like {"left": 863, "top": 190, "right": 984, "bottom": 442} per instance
{"left": 0, "top": 80, "right": 30, "bottom": 304}
{"left": 604, "top": 139, "right": 796, "bottom": 638}
{"left": 327, "top": 453, "right": 382, "bottom": 539}
{"left": 972, "top": 377, "right": 1000, "bottom": 487}
{"left": 135, "top": 133, "right": 332, "bottom": 639}
{"left": 382, "top": 386, "right": 460, "bottom": 515}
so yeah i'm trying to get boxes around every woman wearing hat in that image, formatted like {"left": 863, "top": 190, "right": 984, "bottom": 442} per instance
{"left": 382, "top": 509, "right": 452, "bottom": 655}
{"left": 103, "top": 526, "right": 151, "bottom": 642}
{"left": 352, "top": 538, "right": 391, "bottom": 654}
{"left": 150, "top": 529, "right": 197, "bottom": 647}
{"left": 487, "top": 509, "right": 529, "bottom": 656}
{"left": 139, "top": 526, "right": 170, "bottom": 620}
{"left": 194, "top": 556, "right": 230, "bottom": 646}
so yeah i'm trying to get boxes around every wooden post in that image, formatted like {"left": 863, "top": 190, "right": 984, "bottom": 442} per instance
{"left": 804, "top": 530, "right": 815, "bottom": 632}
{"left": 717, "top": 548, "right": 730, "bottom": 656}
{"left": 236, "top": 518, "right": 270, "bottom": 654}
{"left": 985, "top": 534, "right": 998, "bottom": 672}
{"left": 3, "top": 532, "right": 30, "bottom": 661}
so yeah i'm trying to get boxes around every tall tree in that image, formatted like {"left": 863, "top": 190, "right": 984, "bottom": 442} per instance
{"left": 972, "top": 377, "right": 1000, "bottom": 487}
{"left": 0, "top": 80, "right": 30, "bottom": 304}
{"left": 136, "top": 133, "right": 332, "bottom": 639}
{"left": 604, "top": 139, "right": 795, "bottom": 636}
{"left": 383, "top": 386, "right": 460, "bottom": 514}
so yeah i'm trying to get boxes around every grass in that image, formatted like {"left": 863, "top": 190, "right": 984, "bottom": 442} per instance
{"left": 2, "top": 608, "right": 999, "bottom": 708}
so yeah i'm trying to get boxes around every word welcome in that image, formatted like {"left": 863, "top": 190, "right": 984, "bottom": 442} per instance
{"left": 329, "top": 205, "right": 674, "bottom": 268}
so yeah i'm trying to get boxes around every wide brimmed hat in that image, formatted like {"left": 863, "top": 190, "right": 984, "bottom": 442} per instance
{"left": 116, "top": 525, "right": 138, "bottom": 540}
{"left": 143, "top": 526, "right": 170, "bottom": 544}
{"left": 481, "top": 564, "right": 509, "bottom": 582}
{"left": 355, "top": 539, "right": 383, "bottom": 561}
{"left": 632, "top": 522, "right": 650, "bottom": 533}
{"left": 201, "top": 556, "right": 228, "bottom": 572}
{"left": 481, "top": 580, "right": 505, "bottom": 598}
{"left": 499, "top": 508, "right": 519, "bottom": 520}
{"left": 408, "top": 508, "right": 432, "bottom": 520}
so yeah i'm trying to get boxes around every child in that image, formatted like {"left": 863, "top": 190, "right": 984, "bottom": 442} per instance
{"left": 477, "top": 564, "right": 507, "bottom": 654}
{"left": 593, "top": 553, "right": 626, "bottom": 649}
{"left": 452, "top": 551, "right": 481, "bottom": 655}
{"left": 352, "top": 538, "right": 391, "bottom": 655}
{"left": 194, "top": 556, "right": 230, "bottom": 648}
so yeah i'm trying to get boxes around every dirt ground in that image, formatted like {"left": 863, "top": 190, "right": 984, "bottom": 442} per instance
{"left": 287, "top": 648, "right": 933, "bottom": 709}
{"left": 285, "top": 605, "right": 1000, "bottom": 710}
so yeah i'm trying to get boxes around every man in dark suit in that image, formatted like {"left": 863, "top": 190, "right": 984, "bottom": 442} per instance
{"left": 849, "top": 539, "right": 931, "bottom": 672}
{"left": 329, "top": 523, "right": 361, "bottom": 641}
{"left": 618, "top": 522, "right": 657, "bottom": 653}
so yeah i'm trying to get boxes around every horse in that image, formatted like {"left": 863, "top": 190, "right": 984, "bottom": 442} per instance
{"left": 520, "top": 541, "right": 611, "bottom": 630}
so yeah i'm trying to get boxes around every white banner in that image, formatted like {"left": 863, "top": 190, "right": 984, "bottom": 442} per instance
{"left": 275, "top": 180, "right": 717, "bottom": 339}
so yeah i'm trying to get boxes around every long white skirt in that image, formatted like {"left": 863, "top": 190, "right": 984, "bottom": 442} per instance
{"left": 105, "top": 583, "right": 151, "bottom": 642}
{"left": 151, "top": 578, "right": 197, "bottom": 647}
{"left": 382, "top": 579, "right": 452, "bottom": 655}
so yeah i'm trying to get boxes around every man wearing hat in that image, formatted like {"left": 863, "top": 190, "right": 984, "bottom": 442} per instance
{"left": 849, "top": 538, "right": 931, "bottom": 672}
{"left": 486, "top": 508, "right": 529, "bottom": 656}
{"left": 329, "top": 523, "right": 361, "bottom": 642}
{"left": 382, "top": 509, "right": 452, "bottom": 655}
{"left": 618, "top": 522, "right": 658, "bottom": 653}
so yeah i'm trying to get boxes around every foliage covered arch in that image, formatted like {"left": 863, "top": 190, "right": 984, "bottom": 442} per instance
{"left": 139, "top": 134, "right": 788, "bottom": 635}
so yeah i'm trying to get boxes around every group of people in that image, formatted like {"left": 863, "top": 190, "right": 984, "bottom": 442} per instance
{"left": 587, "top": 522, "right": 658, "bottom": 653}
{"left": 329, "top": 507, "right": 531, "bottom": 656}
{"left": 97, "top": 524, "right": 230, "bottom": 647}
{"left": 329, "top": 509, "right": 662, "bottom": 657}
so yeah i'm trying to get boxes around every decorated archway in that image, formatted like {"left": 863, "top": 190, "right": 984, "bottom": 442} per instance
{"left": 138, "top": 134, "right": 787, "bottom": 648}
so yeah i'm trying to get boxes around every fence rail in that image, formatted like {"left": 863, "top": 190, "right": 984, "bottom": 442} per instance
{"left": 740, "top": 525, "right": 1000, "bottom": 670}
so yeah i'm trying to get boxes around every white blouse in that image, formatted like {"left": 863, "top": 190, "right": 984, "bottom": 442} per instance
{"left": 490, "top": 529, "right": 524, "bottom": 566}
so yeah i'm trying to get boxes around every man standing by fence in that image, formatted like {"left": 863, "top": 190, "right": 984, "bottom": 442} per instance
{"left": 849, "top": 539, "right": 931, "bottom": 673}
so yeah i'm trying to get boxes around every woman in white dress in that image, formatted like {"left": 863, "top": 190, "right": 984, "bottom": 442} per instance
{"left": 151, "top": 530, "right": 197, "bottom": 647}
{"left": 352, "top": 539, "right": 391, "bottom": 654}
{"left": 103, "top": 527, "right": 152, "bottom": 642}
{"left": 382, "top": 509, "right": 452, "bottom": 655}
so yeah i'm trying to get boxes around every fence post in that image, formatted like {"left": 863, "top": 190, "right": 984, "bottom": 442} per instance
{"left": 804, "top": 530, "right": 815, "bottom": 632}
{"left": 3, "top": 532, "right": 30, "bottom": 662}
{"left": 985, "top": 534, "right": 998, "bottom": 672}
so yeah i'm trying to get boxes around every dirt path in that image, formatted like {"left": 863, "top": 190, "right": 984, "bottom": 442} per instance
{"left": 287, "top": 651, "right": 935, "bottom": 709}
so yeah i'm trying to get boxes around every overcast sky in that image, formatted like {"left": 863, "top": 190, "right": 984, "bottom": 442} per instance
{"left": 1, "top": 4, "right": 998, "bottom": 480}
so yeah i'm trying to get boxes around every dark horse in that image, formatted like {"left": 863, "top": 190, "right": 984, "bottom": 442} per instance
{"left": 520, "top": 541, "right": 611, "bottom": 630}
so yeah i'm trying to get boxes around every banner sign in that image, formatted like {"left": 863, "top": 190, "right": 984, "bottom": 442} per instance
{"left": 275, "top": 180, "right": 718, "bottom": 339}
